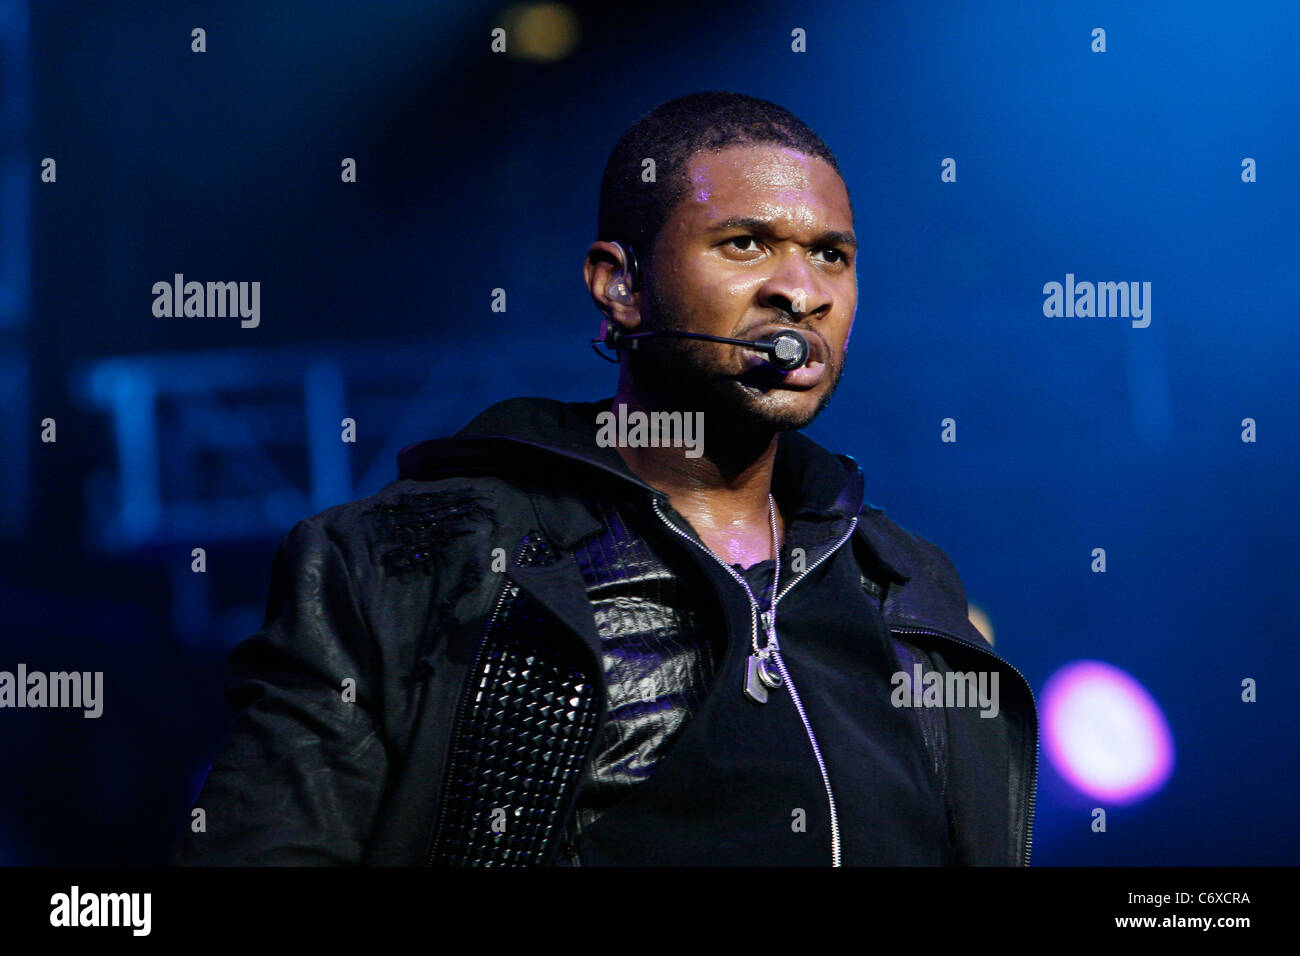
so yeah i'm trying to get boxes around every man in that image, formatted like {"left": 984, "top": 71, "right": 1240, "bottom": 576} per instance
{"left": 173, "top": 91, "right": 1037, "bottom": 867}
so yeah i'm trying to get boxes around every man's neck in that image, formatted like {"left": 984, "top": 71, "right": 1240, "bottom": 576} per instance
{"left": 606, "top": 384, "right": 785, "bottom": 566}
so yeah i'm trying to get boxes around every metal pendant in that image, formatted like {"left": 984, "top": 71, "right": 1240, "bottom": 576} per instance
{"left": 744, "top": 653, "right": 783, "bottom": 704}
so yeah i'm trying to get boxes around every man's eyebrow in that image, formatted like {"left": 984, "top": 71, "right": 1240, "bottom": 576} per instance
{"left": 704, "top": 215, "right": 858, "bottom": 249}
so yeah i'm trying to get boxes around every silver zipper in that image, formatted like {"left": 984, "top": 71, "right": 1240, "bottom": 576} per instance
{"left": 651, "top": 493, "right": 858, "bottom": 867}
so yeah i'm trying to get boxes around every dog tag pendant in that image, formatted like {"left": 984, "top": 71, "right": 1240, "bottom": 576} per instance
{"left": 744, "top": 652, "right": 783, "bottom": 704}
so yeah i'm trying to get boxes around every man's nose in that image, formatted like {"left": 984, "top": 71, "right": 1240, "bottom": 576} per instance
{"left": 759, "top": 250, "right": 830, "bottom": 319}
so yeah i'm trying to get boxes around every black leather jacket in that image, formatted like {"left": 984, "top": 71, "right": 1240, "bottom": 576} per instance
{"left": 173, "top": 396, "right": 1038, "bottom": 866}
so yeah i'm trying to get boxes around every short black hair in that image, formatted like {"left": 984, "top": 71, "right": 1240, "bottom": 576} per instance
{"left": 596, "top": 91, "right": 849, "bottom": 276}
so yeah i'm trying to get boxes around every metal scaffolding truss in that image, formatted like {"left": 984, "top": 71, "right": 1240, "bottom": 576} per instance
{"left": 73, "top": 340, "right": 501, "bottom": 550}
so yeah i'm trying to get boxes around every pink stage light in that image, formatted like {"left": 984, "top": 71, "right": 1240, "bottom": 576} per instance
{"left": 1040, "top": 660, "right": 1175, "bottom": 804}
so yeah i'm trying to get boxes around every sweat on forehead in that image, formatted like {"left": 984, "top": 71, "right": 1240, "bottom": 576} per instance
{"left": 659, "top": 148, "right": 855, "bottom": 256}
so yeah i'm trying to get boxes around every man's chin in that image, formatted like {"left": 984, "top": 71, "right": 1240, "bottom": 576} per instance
{"left": 691, "top": 376, "right": 832, "bottom": 437}
{"left": 735, "top": 386, "right": 829, "bottom": 431}
{"left": 626, "top": 346, "right": 837, "bottom": 432}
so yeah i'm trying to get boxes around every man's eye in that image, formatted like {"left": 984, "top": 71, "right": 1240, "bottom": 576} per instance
{"left": 727, "top": 236, "right": 759, "bottom": 253}
{"left": 817, "top": 247, "right": 848, "bottom": 264}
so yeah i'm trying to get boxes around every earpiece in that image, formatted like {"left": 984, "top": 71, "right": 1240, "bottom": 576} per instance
{"left": 605, "top": 240, "right": 640, "bottom": 304}
{"left": 590, "top": 239, "right": 642, "bottom": 361}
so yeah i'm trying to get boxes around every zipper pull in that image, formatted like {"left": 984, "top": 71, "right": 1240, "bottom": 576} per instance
{"left": 747, "top": 607, "right": 782, "bottom": 703}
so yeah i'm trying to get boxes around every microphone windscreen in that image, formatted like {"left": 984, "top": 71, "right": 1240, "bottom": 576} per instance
{"left": 769, "top": 331, "right": 809, "bottom": 369}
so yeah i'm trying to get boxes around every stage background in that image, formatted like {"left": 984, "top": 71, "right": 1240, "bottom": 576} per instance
{"left": 1, "top": 0, "right": 1296, "bottom": 864}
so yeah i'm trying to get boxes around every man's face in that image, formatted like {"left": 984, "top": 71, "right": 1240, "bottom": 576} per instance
{"left": 630, "top": 143, "right": 857, "bottom": 434}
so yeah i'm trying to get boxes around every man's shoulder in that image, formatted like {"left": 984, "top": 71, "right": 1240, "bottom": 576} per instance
{"left": 275, "top": 475, "right": 541, "bottom": 577}
{"left": 854, "top": 501, "right": 972, "bottom": 622}
{"left": 856, "top": 501, "right": 953, "bottom": 569}
{"left": 310, "top": 475, "right": 533, "bottom": 527}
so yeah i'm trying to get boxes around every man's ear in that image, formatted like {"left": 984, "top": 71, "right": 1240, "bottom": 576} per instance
{"left": 584, "top": 240, "right": 643, "bottom": 331}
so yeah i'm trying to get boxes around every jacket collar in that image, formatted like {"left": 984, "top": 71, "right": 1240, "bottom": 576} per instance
{"left": 397, "top": 395, "right": 909, "bottom": 583}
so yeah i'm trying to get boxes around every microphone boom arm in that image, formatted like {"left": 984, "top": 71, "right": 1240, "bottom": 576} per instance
{"left": 598, "top": 327, "right": 810, "bottom": 370}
